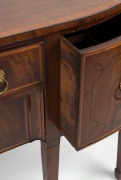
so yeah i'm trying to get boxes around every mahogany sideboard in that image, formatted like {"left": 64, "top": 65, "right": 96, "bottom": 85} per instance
{"left": 1, "top": 1, "right": 121, "bottom": 179}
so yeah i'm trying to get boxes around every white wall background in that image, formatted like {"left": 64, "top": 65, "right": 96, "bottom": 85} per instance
{"left": 0, "top": 133, "right": 118, "bottom": 180}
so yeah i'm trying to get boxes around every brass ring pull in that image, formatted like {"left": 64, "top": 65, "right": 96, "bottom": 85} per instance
{"left": 0, "top": 69, "right": 8, "bottom": 95}
{"left": 120, "top": 82, "right": 121, "bottom": 90}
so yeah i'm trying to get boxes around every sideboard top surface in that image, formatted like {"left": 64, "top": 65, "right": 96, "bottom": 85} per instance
{"left": 0, "top": 0, "right": 121, "bottom": 44}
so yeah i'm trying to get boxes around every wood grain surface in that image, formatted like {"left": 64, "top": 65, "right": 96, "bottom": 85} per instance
{"left": 0, "top": 43, "right": 43, "bottom": 95}
{"left": 61, "top": 14, "right": 121, "bottom": 149}
{"left": 0, "top": 0, "right": 121, "bottom": 42}
{"left": 0, "top": 96, "right": 29, "bottom": 152}
{"left": 41, "top": 33, "right": 61, "bottom": 180}
{"left": 1, "top": 1, "right": 121, "bottom": 179}
{"left": 0, "top": 83, "right": 45, "bottom": 153}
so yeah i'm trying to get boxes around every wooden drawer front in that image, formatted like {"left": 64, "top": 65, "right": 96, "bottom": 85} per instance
{"left": 0, "top": 96, "right": 29, "bottom": 152}
{"left": 61, "top": 15, "right": 121, "bottom": 150}
{"left": 0, "top": 85, "right": 45, "bottom": 153}
{"left": 81, "top": 39, "right": 121, "bottom": 147}
{"left": 0, "top": 43, "right": 43, "bottom": 94}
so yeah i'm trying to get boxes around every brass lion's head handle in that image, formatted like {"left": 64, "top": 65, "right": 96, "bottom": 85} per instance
{"left": 0, "top": 69, "right": 8, "bottom": 95}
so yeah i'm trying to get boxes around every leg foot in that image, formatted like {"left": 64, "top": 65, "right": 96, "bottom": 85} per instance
{"left": 115, "top": 168, "right": 121, "bottom": 180}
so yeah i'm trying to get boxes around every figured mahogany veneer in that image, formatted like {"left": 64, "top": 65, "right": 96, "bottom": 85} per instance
{"left": 1, "top": 0, "right": 121, "bottom": 46}
{"left": 0, "top": 43, "right": 43, "bottom": 94}
{"left": 61, "top": 35, "right": 121, "bottom": 149}
{"left": 1, "top": 1, "right": 121, "bottom": 180}
{"left": 0, "top": 96, "right": 28, "bottom": 151}
{"left": 0, "top": 84, "right": 45, "bottom": 153}
{"left": 0, "top": 42, "right": 44, "bottom": 153}
{"left": 61, "top": 15, "right": 121, "bottom": 150}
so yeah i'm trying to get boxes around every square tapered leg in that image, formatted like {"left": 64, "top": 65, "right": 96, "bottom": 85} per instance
{"left": 115, "top": 130, "right": 121, "bottom": 180}
{"left": 41, "top": 138, "right": 60, "bottom": 180}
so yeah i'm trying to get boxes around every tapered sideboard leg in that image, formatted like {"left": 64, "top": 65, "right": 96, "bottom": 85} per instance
{"left": 41, "top": 138, "right": 60, "bottom": 180}
{"left": 115, "top": 130, "right": 121, "bottom": 180}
